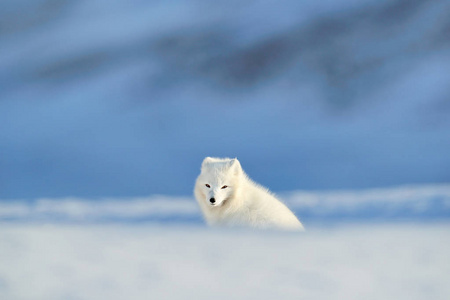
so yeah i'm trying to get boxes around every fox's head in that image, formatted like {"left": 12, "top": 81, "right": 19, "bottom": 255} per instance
{"left": 196, "top": 157, "right": 242, "bottom": 207}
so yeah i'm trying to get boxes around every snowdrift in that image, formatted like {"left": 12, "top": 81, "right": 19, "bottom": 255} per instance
{"left": 2, "top": 184, "right": 449, "bottom": 224}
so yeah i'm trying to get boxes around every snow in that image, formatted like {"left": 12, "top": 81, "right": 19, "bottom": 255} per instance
{"left": 2, "top": 184, "right": 449, "bottom": 224}
{"left": 1, "top": 184, "right": 450, "bottom": 299}
{"left": 0, "top": 223, "right": 449, "bottom": 300}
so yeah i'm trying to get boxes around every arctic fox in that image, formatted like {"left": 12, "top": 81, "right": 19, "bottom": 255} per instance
{"left": 194, "top": 157, "right": 304, "bottom": 231}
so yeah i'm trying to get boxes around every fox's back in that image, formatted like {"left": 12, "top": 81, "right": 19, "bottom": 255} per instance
{"left": 238, "top": 179, "right": 304, "bottom": 230}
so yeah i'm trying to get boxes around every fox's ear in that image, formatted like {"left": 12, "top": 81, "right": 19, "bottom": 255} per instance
{"left": 229, "top": 158, "right": 242, "bottom": 174}
{"left": 201, "top": 157, "right": 213, "bottom": 168}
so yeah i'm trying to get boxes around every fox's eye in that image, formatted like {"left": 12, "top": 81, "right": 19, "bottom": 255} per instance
{"left": 205, "top": 184, "right": 210, "bottom": 188}
{"left": 221, "top": 185, "right": 228, "bottom": 189}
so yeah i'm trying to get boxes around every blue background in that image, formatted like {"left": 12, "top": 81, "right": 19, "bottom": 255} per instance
{"left": 1, "top": 0, "right": 449, "bottom": 199}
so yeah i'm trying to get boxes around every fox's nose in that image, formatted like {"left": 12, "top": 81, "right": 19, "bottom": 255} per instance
{"left": 210, "top": 198, "right": 216, "bottom": 204}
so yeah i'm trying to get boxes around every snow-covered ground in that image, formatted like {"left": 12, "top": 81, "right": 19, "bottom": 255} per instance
{"left": 1, "top": 223, "right": 449, "bottom": 300}
{"left": 1, "top": 184, "right": 450, "bottom": 299}
{"left": 2, "top": 184, "right": 450, "bottom": 224}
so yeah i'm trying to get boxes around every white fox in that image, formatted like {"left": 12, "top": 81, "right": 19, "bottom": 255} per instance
{"left": 194, "top": 157, "right": 304, "bottom": 231}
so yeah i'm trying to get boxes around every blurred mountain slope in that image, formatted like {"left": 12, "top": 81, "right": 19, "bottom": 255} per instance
{"left": 1, "top": 0, "right": 449, "bottom": 198}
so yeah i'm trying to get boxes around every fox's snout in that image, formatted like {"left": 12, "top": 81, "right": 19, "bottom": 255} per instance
{"left": 209, "top": 198, "right": 216, "bottom": 204}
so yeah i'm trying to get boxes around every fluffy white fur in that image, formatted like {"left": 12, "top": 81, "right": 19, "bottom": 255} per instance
{"left": 194, "top": 157, "right": 304, "bottom": 231}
